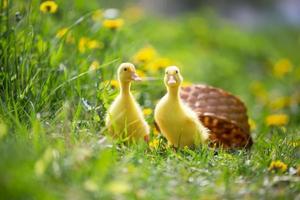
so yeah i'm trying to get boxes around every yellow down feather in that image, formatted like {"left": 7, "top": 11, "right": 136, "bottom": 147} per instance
{"left": 154, "top": 66, "right": 209, "bottom": 148}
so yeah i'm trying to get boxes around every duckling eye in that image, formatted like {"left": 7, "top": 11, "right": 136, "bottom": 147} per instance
{"left": 124, "top": 68, "right": 127, "bottom": 71}
{"left": 175, "top": 70, "right": 178, "bottom": 74}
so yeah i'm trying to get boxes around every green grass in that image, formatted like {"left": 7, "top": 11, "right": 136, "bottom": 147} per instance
{"left": 0, "top": 1, "right": 300, "bottom": 199}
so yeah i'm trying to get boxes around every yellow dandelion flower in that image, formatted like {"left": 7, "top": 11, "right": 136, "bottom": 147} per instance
{"left": 273, "top": 58, "right": 293, "bottom": 78}
{"left": 268, "top": 160, "right": 288, "bottom": 173}
{"left": 265, "top": 114, "right": 289, "bottom": 126}
{"left": 103, "top": 18, "right": 124, "bottom": 30}
{"left": 110, "top": 80, "right": 119, "bottom": 88}
{"left": 40, "top": 1, "right": 58, "bottom": 14}
{"left": 143, "top": 108, "right": 152, "bottom": 116}
{"left": 78, "top": 37, "right": 88, "bottom": 53}
{"left": 149, "top": 58, "right": 171, "bottom": 72}
{"left": 92, "top": 9, "right": 102, "bottom": 22}
{"left": 248, "top": 118, "right": 257, "bottom": 131}
{"left": 133, "top": 46, "right": 157, "bottom": 63}
{"left": 78, "top": 38, "right": 103, "bottom": 53}
{"left": 104, "top": 80, "right": 119, "bottom": 89}
{"left": 87, "top": 40, "right": 103, "bottom": 49}
{"left": 56, "top": 28, "right": 74, "bottom": 43}
{"left": 149, "top": 138, "right": 159, "bottom": 149}
{"left": 56, "top": 28, "right": 68, "bottom": 38}
{"left": 136, "top": 69, "right": 146, "bottom": 78}
{"left": 89, "top": 60, "right": 100, "bottom": 71}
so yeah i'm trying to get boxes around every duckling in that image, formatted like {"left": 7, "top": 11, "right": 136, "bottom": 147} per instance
{"left": 154, "top": 66, "right": 209, "bottom": 148}
{"left": 105, "top": 63, "right": 149, "bottom": 142}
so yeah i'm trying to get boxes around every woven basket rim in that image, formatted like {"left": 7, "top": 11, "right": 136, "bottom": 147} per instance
{"left": 181, "top": 84, "right": 248, "bottom": 111}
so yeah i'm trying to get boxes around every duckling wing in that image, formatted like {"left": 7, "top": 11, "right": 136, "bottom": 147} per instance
{"left": 181, "top": 102, "right": 210, "bottom": 143}
{"left": 132, "top": 100, "right": 150, "bottom": 135}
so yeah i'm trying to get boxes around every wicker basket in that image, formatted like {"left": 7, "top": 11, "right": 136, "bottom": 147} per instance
{"left": 180, "top": 84, "right": 253, "bottom": 149}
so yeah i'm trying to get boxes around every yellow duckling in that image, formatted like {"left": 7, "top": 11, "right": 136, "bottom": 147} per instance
{"left": 154, "top": 66, "right": 209, "bottom": 148}
{"left": 105, "top": 63, "right": 149, "bottom": 141}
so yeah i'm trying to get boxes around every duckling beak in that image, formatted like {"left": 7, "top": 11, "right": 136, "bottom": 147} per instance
{"left": 131, "top": 72, "right": 142, "bottom": 81}
{"left": 167, "top": 75, "right": 176, "bottom": 85}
